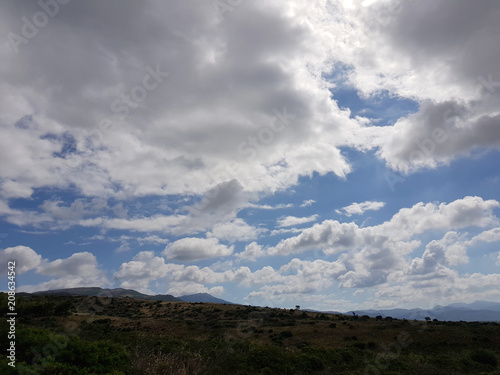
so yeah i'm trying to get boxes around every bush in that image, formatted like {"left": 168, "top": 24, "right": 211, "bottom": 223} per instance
{"left": 279, "top": 331, "right": 293, "bottom": 339}
{"left": 470, "top": 349, "right": 498, "bottom": 367}
{"left": 13, "top": 326, "right": 131, "bottom": 374}
{"left": 299, "top": 353, "right": 324, "bottom": 371}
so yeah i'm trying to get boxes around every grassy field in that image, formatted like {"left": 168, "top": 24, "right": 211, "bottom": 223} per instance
{"left": 1, "top": 293, "right": 499, "bottom": 374}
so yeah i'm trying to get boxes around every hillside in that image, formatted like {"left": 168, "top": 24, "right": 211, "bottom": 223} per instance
{"left": 30, "top": 287, "right": 182, "bottom": 302}
{"left": 27, "top": 287, "right": 235, "bottom": 304}
{"left": 178, "top": 292, "right": 234, "bottom": 304}
{"left": 1, "top": 293, "right": 500, "bottom": 374}
{"left": 25, "top": 287, "right": 500, "bottom": 322}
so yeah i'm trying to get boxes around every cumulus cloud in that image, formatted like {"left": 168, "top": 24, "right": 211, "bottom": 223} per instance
{"left": 336, "top": 200, "right": 385, "bottom": 216}
{"left": 0, "top": 0, "right": 357, "bottom": 207}
{"left": 1, "top": 0, "right": 500, "bottom": 310}
{"left": 266, "top": 196, "right": 498, "bottom": 288}
{"left": 268, "top": 220, "right": 362, "bottom": 256}
{"left": 236, "top": 242, "right": 266, "bottom": 262}
{"left": 113, "top": 251, "right": 283, "bottom": 293}
{"left": 207, "top": 218, "right": 264, "bottom": 243}
{"left": 0, "top": 246, "right": 41, "bottom": 274}
{"left": 377, "top": 271, "right": 500, "bottom": 309}
{"left": 37, "top": 252, "right": 102, "bottom": 277}
{"left": 114, "top": 251, "right": 173, "bottom": 293}
{"left": 270, "top": 197, "right": 497, "bottom": 257}
{"left": 379, "top": 196, "right": 499, "bottom": 240}
{"left": 162, "top": 237, "right": 234, "bottom": 261}
{"left": 336, "top": 0, "right": 500, "bottom": 170}
{"left": 19, "top": 275, "right": 110, "bottom": 294}
{"left": 9, "top": 249, "right": 110, "bottom": 293}
{"left": 469, "top": 227, "right": 500, "bottom": 244}
{"left": 406, "top": 232, "right": 468, "bottom": 276}
{"left": 276, "top": 214, "right": 319, "bottom": 228}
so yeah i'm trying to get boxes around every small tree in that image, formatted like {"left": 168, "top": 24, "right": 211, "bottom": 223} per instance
{"left": 425, "top": 316, "right": 431, "bottom": 321}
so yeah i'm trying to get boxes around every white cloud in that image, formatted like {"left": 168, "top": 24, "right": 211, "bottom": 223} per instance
{"left": 336, "top": 201, "right": 385, "bottom": 216}
{"left": 14, "top": 249, "right": 109, "bottom": 293}
{"left": 79, "top": 214, "right": 185, "bottom": 233}
{"left": 113, "top": 251, "right": 284, "bottom": 294}
{"left": 162, "top": 237, "right": 234, "bottom": 261}
{"left": 268, "top": 220, "right": 363, "bottom": 256}
{"left": 19, "top": 275, "right": 110, "bottom": 294}
{"left": 115, "top": 251, "right": 170, "bottom": 281}
{"left": 0, "top": 246, "right": 42, "bottom": 274}
{"left": 270, "top": 197, "right": 497, "bottom": 258}
{"left": 334, "top": 0, "right": 500, "bottom": 170}
{"left": 236, "top": 242, "right": 266, "bottom": 262}
{"left": 265, "top": 196, "right": 498, "bottom": 288}
{"left": 378, "top": 196, "right": 499, "bottom": 240}
{"left": 276, "top": 214, "right": 319, "bottom": 228}
{"left": 207, "top": 218, "right": 264, "bottom": 243}
{"left": 300, "top": 199, "right": 315, "bottom": 207}
{"left": 0, "top": 0, "right": 358, "bottom": 206}
{"left": 37, "top": 252, "right": 102, "bottom": 277}
{"left": 136, "top": 235, "right": 170, "bottom": 245}
{"left": 115, "top": 240, "right": 131, "bottom": 253}
{"left": 269, "top": 227, "right": 304, "bottom": 236}
{"left": 406, "top": 232, "right": 468, "bottom": 276}
{"left": 166, "top": 283, "right": 224, "bottom": 297}
{"left": 469, "top": 227, "right": 500, "bottom": 244}
{"left": 377, "top": 271, "right": 500, "bottom": 309}
{"left": 0, "top": 180, "right": 33, "bottom": 199}
{"left": 1, "top": 0, "right": 500, "bottom": 311}
{"left": 247, "top": 203, "right": 294, "bottom": 210}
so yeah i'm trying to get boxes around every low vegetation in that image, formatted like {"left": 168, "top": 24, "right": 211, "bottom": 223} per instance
{"left": 1, "top": 293, "right": 499, "bottom": 374}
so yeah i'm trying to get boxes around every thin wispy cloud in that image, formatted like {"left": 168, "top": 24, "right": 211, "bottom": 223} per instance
{"left": 336, "top": 201, "right": 385, "bottom": 217}
{"left": 276, "top": 215, "right": 319, "bottom": 228}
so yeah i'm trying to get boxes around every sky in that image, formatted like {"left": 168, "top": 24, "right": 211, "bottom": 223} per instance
{"left": 1, "top": 0, "right": 500, "bottom": 312}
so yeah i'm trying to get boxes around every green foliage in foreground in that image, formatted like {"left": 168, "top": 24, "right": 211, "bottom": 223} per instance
{"left": 1, "top": 293, "right": 499, "bottom": 374}
{"left": 0, "top": 326, "right": 130, "bottom": 375}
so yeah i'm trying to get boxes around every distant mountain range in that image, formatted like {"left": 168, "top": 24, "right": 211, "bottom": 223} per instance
{"left": 343, "top": 300, "right": 500, "bottom": 322}
{"left": 22, "top": 287, "right": 234, "bottom": 305}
